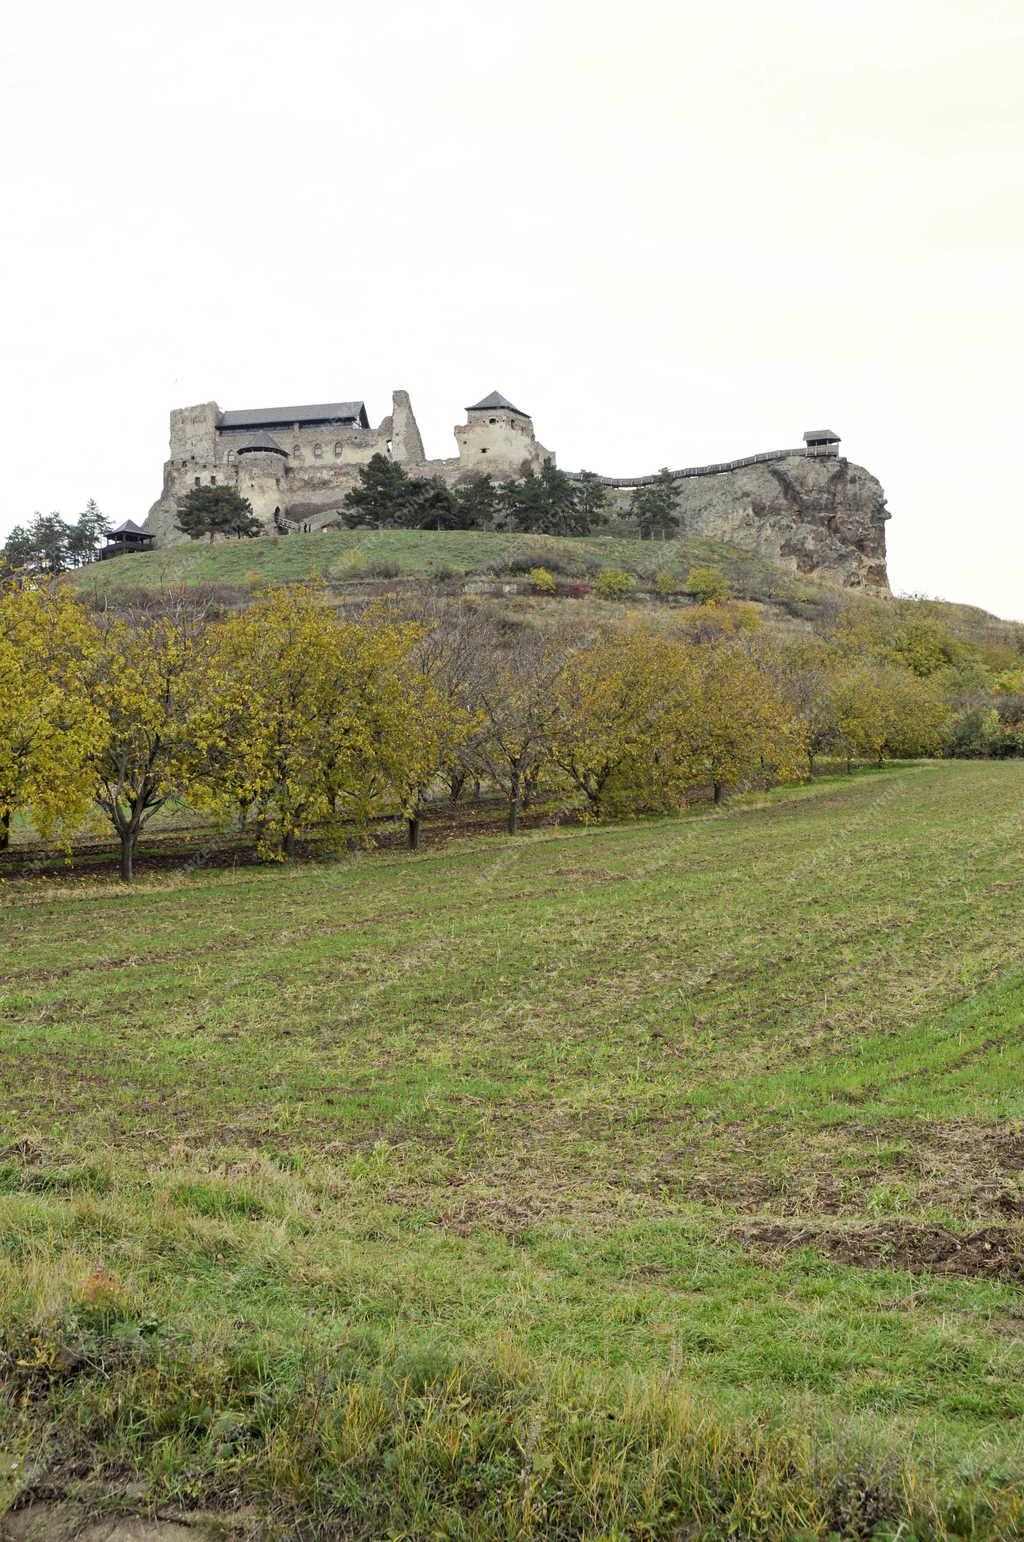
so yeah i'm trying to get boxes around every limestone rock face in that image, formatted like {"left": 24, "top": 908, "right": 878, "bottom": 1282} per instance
{"left": 671, "top": 454, "right": 890, "bottom": 590}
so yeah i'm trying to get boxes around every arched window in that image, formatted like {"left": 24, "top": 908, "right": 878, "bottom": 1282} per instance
{"left": 293, "top": 444, "right": 301, "bottom": 457}
{"left": 227, "top": 452, "right": 236, "bottom": 465}
{"left": 334, "top": 442, "right": 343, "bottom": 457}
{"left": 313, "top": 444, "right": 323, "bottom": 458}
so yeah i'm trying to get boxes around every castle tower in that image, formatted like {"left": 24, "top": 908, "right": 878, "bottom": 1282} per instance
{"left": 235, "top": 432, "right": 289, "bottom": 526}
{"left": 454, "top": 390, "right": 553, "bottom": 478}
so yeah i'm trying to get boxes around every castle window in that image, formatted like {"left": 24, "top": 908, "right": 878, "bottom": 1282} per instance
{"left": 227, "top": 452, "right": 236, "bottom": 465}
{"left": 194, "top": 476, "right": 201, "bottom": 487}
{"left": 293, "top": 444, "right": 301, "bottom": 456}
{"left": 334, "top": 442, "right": 343, "bottom": 457}
{"left": 480, "top": 447, "right": 488, "bottom": 453}
{"left": 210, "top": 475, "right": 216, "bottom": 485}
{"left": 489, "top": 417, "right": 497, "bottom": 424}
{"left": 313, "top": 444, "right": 323, "bottom": 458}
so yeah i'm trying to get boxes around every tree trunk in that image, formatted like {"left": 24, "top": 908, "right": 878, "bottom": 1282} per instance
{"left": 507, "top": 797, "right": 520, "bottom": 835}
{"left": 807, "top": 753, "right": 815, "bottom": 777}
{"left": 712, "top": 780, "right": 724, "bottom": 805}
{"left": 407, "top": 813, "right": 420, "bottom": 850}
{"left": 119, "top": 830, "right": 135, "bottom": 884}
{"left": 284, "top": 829, "right": 297, "bottom": 860}
{"left": 0, "top": 809, "right": 10, "bottom": 852}
{"left": 448, "top": 770, "right": 466, "bottom": 804}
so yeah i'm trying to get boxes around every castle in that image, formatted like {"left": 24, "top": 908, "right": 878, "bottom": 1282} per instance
{"left": 144, "top": 389, "right": 890, "bottom": 590}
{"left": 145, "top": 391, "right": 552, "bottom": 543}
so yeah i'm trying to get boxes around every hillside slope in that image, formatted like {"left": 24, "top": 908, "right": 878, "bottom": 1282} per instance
{"left": 71, "top": 526, "right": 1024, "bottom": 657}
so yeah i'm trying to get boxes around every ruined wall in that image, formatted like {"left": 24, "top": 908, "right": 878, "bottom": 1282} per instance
{"left": 169, "top": 403, "right": 219, "bottom": 463}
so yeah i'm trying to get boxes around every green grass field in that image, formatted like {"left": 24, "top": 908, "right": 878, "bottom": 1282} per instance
{"left": 2, "top": 762, "right": 1024, "bottom": 1538}
{"left": 70, "top": 525, "right": 826, "bottom": 609}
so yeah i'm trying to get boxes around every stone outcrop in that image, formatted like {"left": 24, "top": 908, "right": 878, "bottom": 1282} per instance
{"left": 667, "top": 453, "right": 889, "bottom": 590}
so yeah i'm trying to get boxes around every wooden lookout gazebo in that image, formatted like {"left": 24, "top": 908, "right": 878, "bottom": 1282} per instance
{"left": 802, "top": 429, "right": 841, "bottom": 458}
{"left": 99, "top": 520, "right": 157, "bottom": 560}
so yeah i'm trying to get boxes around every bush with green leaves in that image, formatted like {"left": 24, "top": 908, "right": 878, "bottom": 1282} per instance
{"left": 595, "top": 567, "right": 637, "bottom": 600}
{"left": 686, "top": 565, "right": 731, "bottom": 605}
{"left": 528, "top": 566, "right": 557, "bottom": 594}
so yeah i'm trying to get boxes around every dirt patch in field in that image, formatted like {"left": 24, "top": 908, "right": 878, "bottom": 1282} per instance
{"left": 730, "top": 1218, "right": 1024, "bottom": 1283}
{"left": 1, "top": 1509, "right": 221, "bottom": 1542}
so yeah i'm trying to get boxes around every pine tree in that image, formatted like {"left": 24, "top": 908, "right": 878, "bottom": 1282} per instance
{"left": 630, "top": 468, "right": 678, "bottom": 536}
{"left": 176, "top": 486, "right": 260, "bottom": 541}
{"left": 341, "top": 454, "right": 415, "bottom": 527}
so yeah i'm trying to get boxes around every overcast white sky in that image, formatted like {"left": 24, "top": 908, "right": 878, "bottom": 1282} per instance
{"left": 2, "top": 1, "right": 1021, "bottom": 613}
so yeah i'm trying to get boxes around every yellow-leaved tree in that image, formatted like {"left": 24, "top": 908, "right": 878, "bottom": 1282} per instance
{"left": 831, "top": 661, "right": 951, "bottom": 768}
{"left": 472, "top": 632, "right": 567, "bottom": 835}
{"left": 675, "top": 641, "right": 806, "bottom": 803}
{"left": 89, "top": 602, "right": 208, "bottom": 882}
{"left": 0, "top": 582, "right": 100, "bottom": 850}
{"left": 551, "top": 629, "right": 697, "bottom": 817}
{"left": 374, "top": 610, "right": 480, "bottom": 849}
{"left": 188, "top": 586, "right": 428, "bottom": 858}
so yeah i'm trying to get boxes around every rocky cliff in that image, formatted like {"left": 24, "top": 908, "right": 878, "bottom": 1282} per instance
{"left": 672, "top": 454, "right": 889, "bottom": 589}
{"left": 600, "top": 454, "right": 889, "bottom": 591}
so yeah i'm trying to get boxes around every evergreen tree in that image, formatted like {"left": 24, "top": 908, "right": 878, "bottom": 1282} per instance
{"left": 1, "top": 524, "right": 37, "bottom": 573}
{"left": 501, "top": 462, "right": 590, "bottom": 536}
{"left": 451, "top": 475, "right": 502, "bottom": 530}
{"left": 176, "top": 486, "right": 261, "bottom": 542}
{"left": 341, "top": 454, "right": 416, "bottom": 527}
{"left": 67, "top": 499, "right": 112, "bottom": 566}
{"left": 630, "top": 468, "right": 678, "bottom": 536}
{"left": 500, "top": 468, "right": 549, "bottom": 533}
{"left": 403, "top": 475, "right": 458, "bottom": 530}
{"left": 574, "top": 471, "right": 608, "bottom": 531}
{"left": 27, "top": 513, "right": 75, "bottom": 573}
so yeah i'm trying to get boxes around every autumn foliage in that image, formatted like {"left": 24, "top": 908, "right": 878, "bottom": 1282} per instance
{"left": 0, "top": 577, "right": 966, "bottom": 879}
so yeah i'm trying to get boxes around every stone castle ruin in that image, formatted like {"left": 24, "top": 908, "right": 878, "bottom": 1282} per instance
{"left": 145, "top": 389, "right": 890, "bottom": 589}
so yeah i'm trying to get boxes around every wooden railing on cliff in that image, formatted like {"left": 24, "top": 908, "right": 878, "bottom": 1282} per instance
{"left": 566, "top": 444, "right": 839, "bottom": 488}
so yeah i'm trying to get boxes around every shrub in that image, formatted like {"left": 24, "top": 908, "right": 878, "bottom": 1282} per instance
{"left": 559, "top": 580, "right": 591, "bottom": 599}
{"left": 685, "top": 565, "right": 731, "bottom": 605}
{"left": 654, "top": 569, "right": 676, "bottom": 598}
{"left": 595, "top": 568, "right": 637, "bottom": 600}
{"left": 502, "top": 552, "right": 574, "bottom": 577}
{"left": 363, "top": 560, "right": 401, "bottom": 579}
{"left": 528, "top": 567, "right": 557, "bottom": 594}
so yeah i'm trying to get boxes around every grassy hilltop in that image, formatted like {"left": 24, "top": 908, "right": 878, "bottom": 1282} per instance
{"left": 70, "top": 527, "right": 1024, "bottom": 662}
{"left": 2, "top": 761, "right": 1024, "bottom": 1538}
{"left": 72, "top": 526, "right": 811, "bottom": 600}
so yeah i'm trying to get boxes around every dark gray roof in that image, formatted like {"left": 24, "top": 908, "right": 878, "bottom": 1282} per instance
{"left": 221, "top": 401, "right": 369, "bottom": 430}
{"left": 803, "top": 428, "right": 840, "bottom": 442}
{"left": 109, "top": 520, "right": 153, "bottom": 537}
{"left": 236, "top": 430, "right": 288, "bottom": 455}
{"left": 466, "top": 390, "right": 529, "bottom": 417}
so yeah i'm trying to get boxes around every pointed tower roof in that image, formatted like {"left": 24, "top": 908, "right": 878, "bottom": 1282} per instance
{"left": 109, "top": 519, "right": 152, "bottom": 537}
{"left": 466, "top": 390, "right": 529, "bottom": 417}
